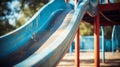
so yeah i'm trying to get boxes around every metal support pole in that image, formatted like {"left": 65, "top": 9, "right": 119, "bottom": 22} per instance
{"left": 112, "top": 25, "right": 116, "bottom": 54}
{"left": 101, "top": 26, "right": 105, "bottom": 63}
{"left": 75, "top": 28, "right": 80, "bottom": 67}
{"left": 94, "top": 12, "right": 100, "bottom": 67}
{"left": 69, "top": 45, "right": 72, "bottom": 55}
{"left": 65, "top": 0, "right": 69, "bottom": 2}
{"left": 74, "top": 0, "right": 79, "bottom": 67}
{"left": 106, "top": 0, "right": 110, "bottom": 4}
{"left": 74, "top": 0, "right": 78, "bottom": 9}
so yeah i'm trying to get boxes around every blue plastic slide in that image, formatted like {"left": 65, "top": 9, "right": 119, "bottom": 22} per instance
{"left": 0, "top": 0, "right": 98, "bottom": 66}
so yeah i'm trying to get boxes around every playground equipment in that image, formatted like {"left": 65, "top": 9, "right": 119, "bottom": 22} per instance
{"left": 0, "top": 0, "right": 98, "bottom": 66}
{"left": 83, "top": 0, "right": 120, "bottom": 66}
{"left": 0, "top": 0, "right": 120, "bottom": 67}
{"left": 112, "top": 25, "right": 120, "bottom": 54}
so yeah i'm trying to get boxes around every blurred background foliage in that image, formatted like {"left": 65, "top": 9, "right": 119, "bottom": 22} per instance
{"left": 80, "top": 22, "right": 113, "bottom": 39}
{"left": 80, "top": 22, "right": 94, "bottom": 36}
{"left": 0, "top": 0, "right": 119, "bottom": 40}
{"left": 0, "top": 0, "right": 49, "bottom": 36}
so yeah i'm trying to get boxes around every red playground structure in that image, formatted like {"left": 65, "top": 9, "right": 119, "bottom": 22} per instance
{"left": 73, "top": 0, "right": 120, "bottom": 67}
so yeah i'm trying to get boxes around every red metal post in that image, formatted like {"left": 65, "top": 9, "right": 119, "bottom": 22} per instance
{"left": 74, "top": 0, "right": 78, "bottom": 9}
{"left": 75, "top": 0, "right": 78, "bottom": 4}
{"left": 94, "top": 11, "right": 100, "bottom": 67}
{"left": 106, "top": 0, "right": 110, "bottom": 4}
{"left": 65, "top": 0, "right": 69, "bottom": 2}
{"left": 75, "top": 0, "right": 79, "bottom": 67}
{"left": 75, "top": 28, "right": 80, "bottom": 67}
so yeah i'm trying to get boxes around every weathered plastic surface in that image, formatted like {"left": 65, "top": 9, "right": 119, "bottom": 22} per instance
{"left": 0, "top": 0, "right": 98, "bottom": 66}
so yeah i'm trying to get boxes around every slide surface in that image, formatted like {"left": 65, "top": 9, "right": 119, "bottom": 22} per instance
{"left": 0, "top": 0, "right": 98, "bottom": 66}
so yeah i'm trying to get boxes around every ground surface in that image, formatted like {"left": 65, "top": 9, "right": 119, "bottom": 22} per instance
{"left": 57, "top": 52, "right": 120, "bottom": 67}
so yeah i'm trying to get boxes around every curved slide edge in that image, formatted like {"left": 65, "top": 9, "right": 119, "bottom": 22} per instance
{"left": 0, "top": 0, "right": 72, "bottom": 66}
{"left": 15, "top": 0, "right": 92, "bottom": 67}
{"left": 0, "top": 0, "right": 98, "bottom": 66}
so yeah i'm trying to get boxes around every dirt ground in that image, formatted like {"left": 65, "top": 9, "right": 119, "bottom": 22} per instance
{"left": 57, "top": 52, "right": 120, "bottom": 67}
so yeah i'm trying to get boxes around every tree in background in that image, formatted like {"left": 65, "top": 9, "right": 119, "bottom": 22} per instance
{"left": 80, "top": 21, "right": 113, "bottom": 40}
{"left": 0, "top": 0, "right": 49, "bottom": 36}
{"left": 80, "top": 22, "right": 94, "bottom": 36}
